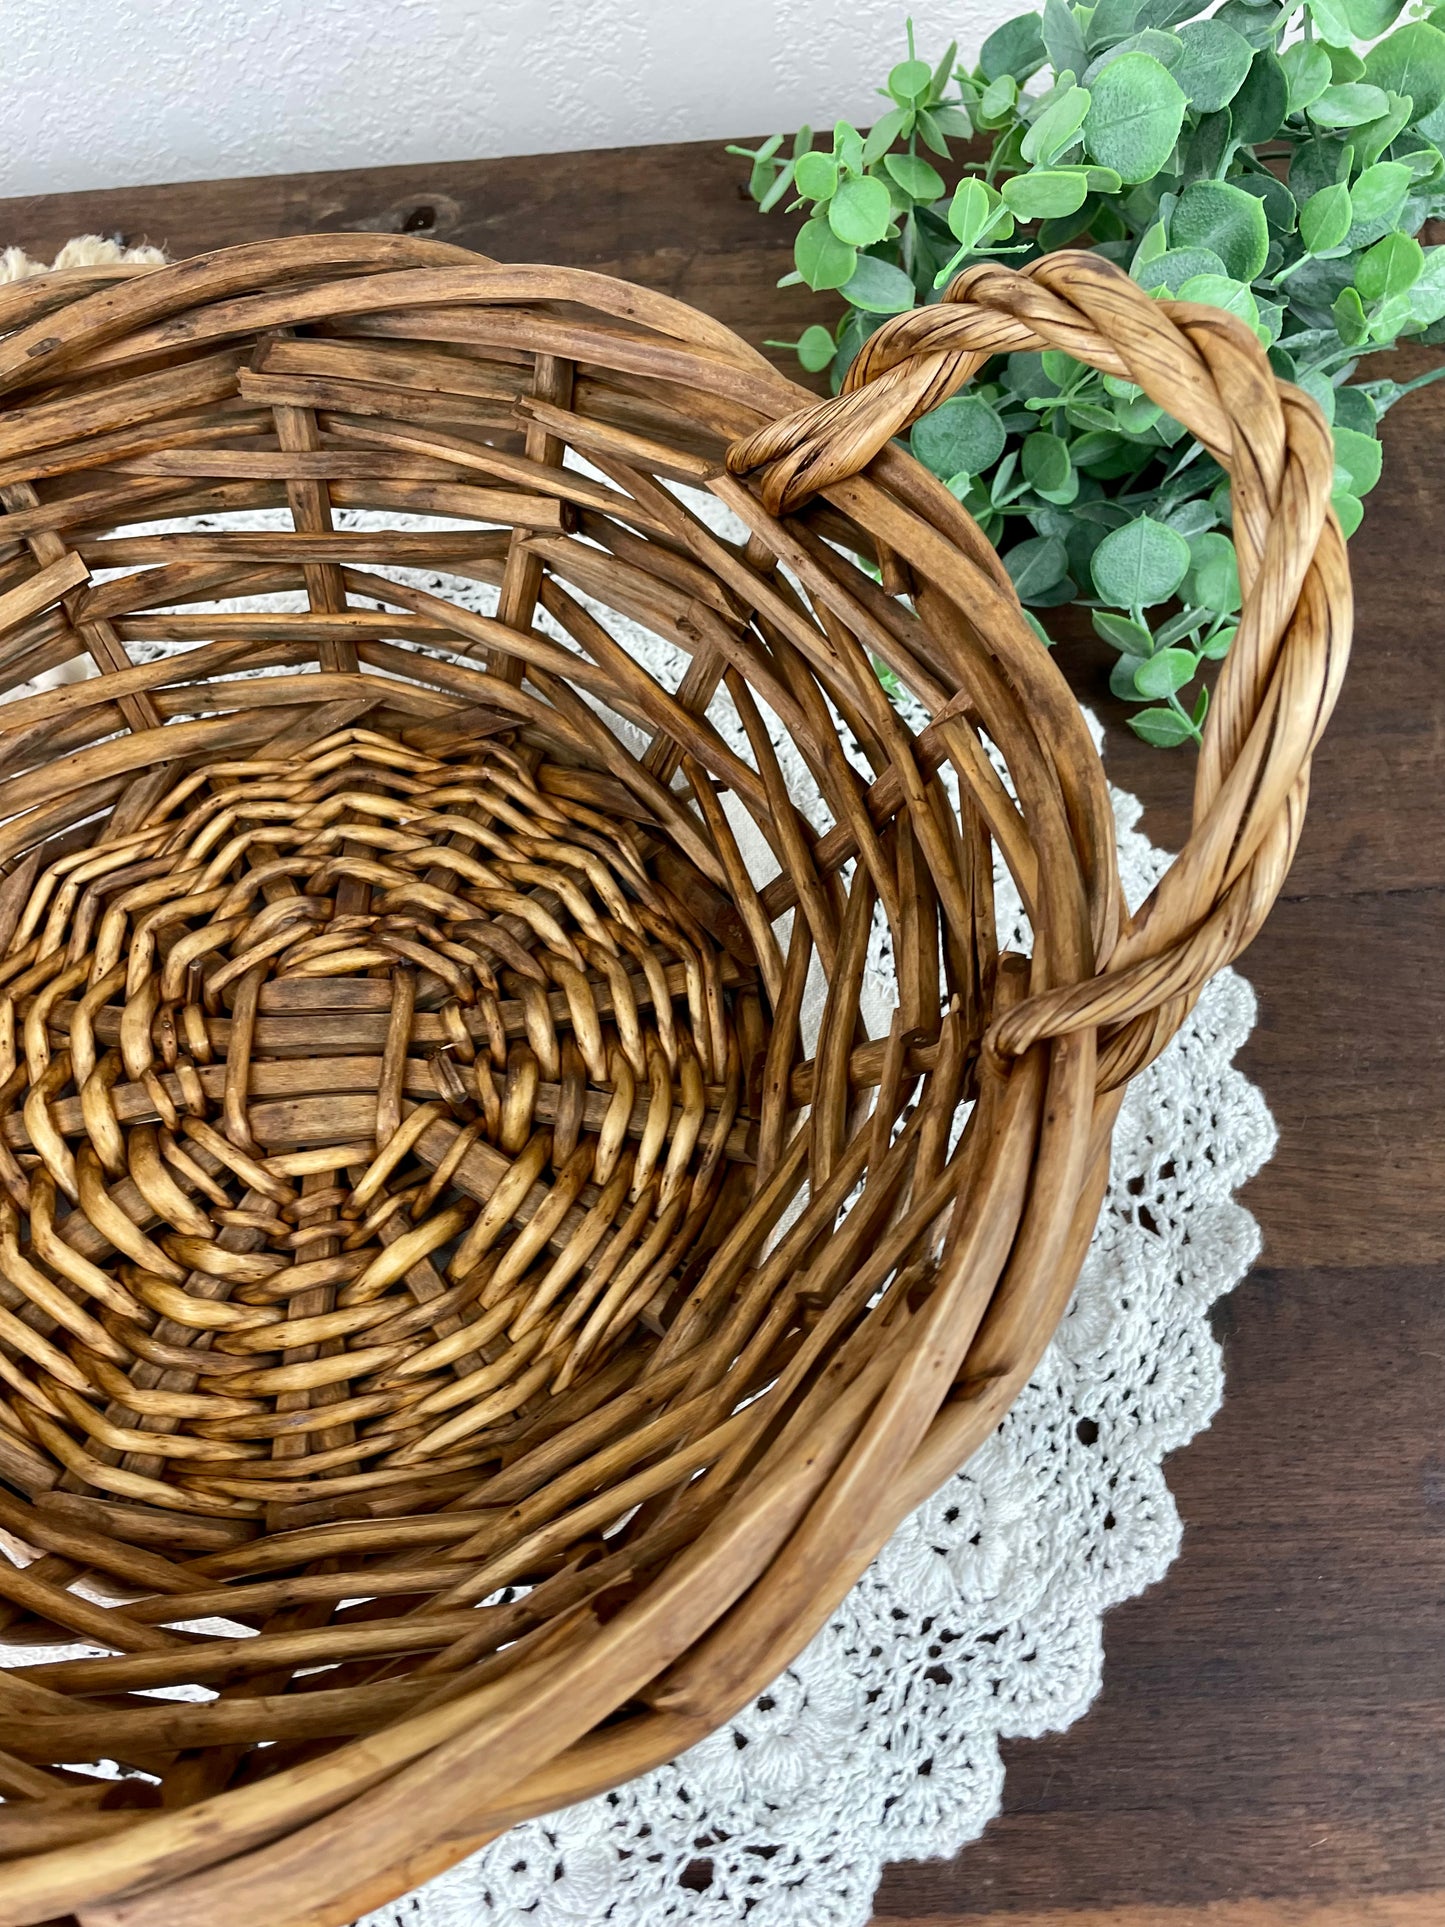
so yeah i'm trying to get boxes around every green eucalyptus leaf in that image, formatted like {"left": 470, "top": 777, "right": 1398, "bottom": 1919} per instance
{"left": 839, "top": 254, "right": 918, "bottom": 313}
{"left": 1364, "top": 23, "right": 1445, "bottom": 122}
{"left": 978, "top": 74, "right": 1022, "bottom": 125}
{"left": 828, "top": 174, "right": 893, "bottom": 245}
{"left": 861, "top": 107, "right": 910, "bottom": 165}
{"left": 1217, "top": 0, "right": 1285, "bottom": 44}
{"left": 948, "top": 178, "right": 996, "bottom": 247}
{"left": 1042, "top": 348, "right": 1084, "bottom": 388}
{"left": 834, "top": 121, "right": 866, "bottom": 174}
{"left": 1113, "top": 390, "right": 1165, "bottom": 431}
{"left": 1040, "top": 466, "right": 1081, "bottom": 504}
{"left": 1156, "top": 606, "right": 1205, "bottom": 645}
{"left": 795, "top": 218, "right": 859, "bottom": 290}
{"left": 1087, "top": 0, "right": 1145, "bottom": 49}
{"left": 1355, "top": 230, "right": 1424, "bottom": 304}
{"left": 1022, "top": 83, "right": 1093, "bottom": 163}
{"left": 1309, "top": 83, "right": 1392, "bottom": 128}
{"left": 884, "top": 152, "right": 947, "bottom": 200}
{"left": 1002, "top": 167, "right": 1092, "bottom": 218}
{"left": 758, "top": 159, "right": 800, "bottom": 213}
{"left": 1112, "top": 652, "right": 1152, "bottom": 700}
{"left": 1133, "top": 220, "right": 1169, "bottom": 269}
{"left": 1344, "top": 0, "right": 1407, "bottom": 35}
{"left": 1171, "top": 179, "right": 1271, "bottom": 280}
{"left": 888, "top": 57, "right": 935, "bottom": 104}
{"left": 1044, "top": 0, "right": 1091, "bottom": 79}
{"left": 1332, "top": 283, "right": 1371, "bottom": 343}
{"left": 980, "top": 12, "right": 1049, "bottom": 81}
{"left": 929, "top": 38, "right": 960, "bottom": 102}
{"left": 1255, "top": 294, "right": 1285, "bottom": 341}
{"left": 1177, "top": 272, "right": 1263, "bottom": 336}
{"left": 1081, "top": 28, "right": 1185, "bottom": 87}
{"left": 1061, "top": 162, "right": 1126, "bottom": 191}
{"left": 1180, "top": 106, "right": 1234, "bottom": 180}
{"left": 1133, "top": 646, "right": 1199, "bottom": 695}
{"left": 1297, "top": 364, "right": 1337, "bottom": 421}
{"left": 1091, "top": 513, "right": 1192, "bottom": 606}
{"left": 794, "top": 150, "right": 839, "bottom": 200}
{"left": 1165, "top": 499, "right": 1219, "bottom": 538}
{"left": 1333, "top": 384, "right": 1377, "bottom": 434}
{"left": 1185, "top": 529, "right": 1241, "bottom": 612}
{"left": 1083, "top": 51, "right": 1189, "bottom": 181}
{"left": 1301, "top": 182, "right": 1353, "bottom": 254}
{"left": 1066, "top": 397, "right": 1129, "bottom": 430}
{"left": 1332, "top": 488, "right": 1366, "bottom": 536}
{"left": 1229, "top": 51, "right": 1290, "bottom": 146}
{"left": 1282, "top": 40, "right": 1333, "bottom": 114}
{"left": 1071, "top": 429, "right": 1125, "bottom": 466}
{"left": 1239, "top": 172, "right": 1297, "bottom": 236}
{"left": 1393, "top": 133, "right": 1445, "bottom": 184}
{"left": 927, "top": 102, "right": 975, "bottom": 139}
{"left": 796, "top": 324, "right": 838, "bottom": 372}
{"left": 1003, "top": 351, "right": 1060, "bottom": 399}
{"left": 1093, "top": 609, "right": 1156, "bottom": 653}
{"left": 1134, "top": 244, "right": 1231, "bottom": 290}
{"left": 1308, "top": 0, "right": 1357, "bottom": 47}
{"left": 1003, "top": 534, "right": 1074, "bottom": 603}
{"left": 831, "top": 307, "right": 870, "bottom": 379}
{"left": 738, "top": 139, "right": 782, "bottom": 201}
{"left": 911, "top": 395, "right": 1009, "bottom": 477}
{"left": 1355, "top": 93, "right": 1416, "bottom": 171}
{"left": 1332, "top": 421, "right": 1384, "bottom": 493}
{"left": 1285, "top": 140, "right": 1345, "bottom": 208}
{"left": 1199, "top": 622, "right": 1238, "bottom": 658}
{"left": 1169, "top": 17, "right": 1254, "bottom": 112}
{"left": 1344, "top": 159, "right": 1412, "bottom": 248}
{"left": 1022, "top": 430, "right": 1075, "bottom": 493}
{"left": 1404, "top": 246, "right": 1445, "bottom": 327}
{"left": 1131, "top": 705, "right": 1199, "bottom": 744}
{"left": 915, "top": 107, "right": 955, "bottom": 155}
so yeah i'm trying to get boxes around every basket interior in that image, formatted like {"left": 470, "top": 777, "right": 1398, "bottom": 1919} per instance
{"left": 0, "top": 247, "right": 1119, "bottom": 1873}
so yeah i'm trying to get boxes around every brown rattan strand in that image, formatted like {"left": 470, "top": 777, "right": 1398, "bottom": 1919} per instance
{"left": 0, "top": 234, "right": 1346, "bottom": 1927}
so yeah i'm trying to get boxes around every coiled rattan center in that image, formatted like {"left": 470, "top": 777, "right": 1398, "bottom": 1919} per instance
{"left": 0, "top": 731, "right": 741, "bottom": 1515}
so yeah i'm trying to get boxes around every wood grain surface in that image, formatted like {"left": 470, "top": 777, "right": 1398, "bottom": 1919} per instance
{"left": 1, "top": 139, "right": 1442, "bottom": 1927}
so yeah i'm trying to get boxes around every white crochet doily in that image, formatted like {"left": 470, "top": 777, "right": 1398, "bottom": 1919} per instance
{"left": 0, "top": 246, "right": 1276, "bottom": 1923}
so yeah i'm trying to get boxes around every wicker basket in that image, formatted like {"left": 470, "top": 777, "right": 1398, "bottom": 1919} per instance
{"left": 0, "top": 235, "right": 1347, "bottom": 1927}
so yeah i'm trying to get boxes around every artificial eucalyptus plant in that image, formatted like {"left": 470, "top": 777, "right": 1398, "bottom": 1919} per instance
{"left": 732, "top": 4, "right": 1445, "bottom": 744}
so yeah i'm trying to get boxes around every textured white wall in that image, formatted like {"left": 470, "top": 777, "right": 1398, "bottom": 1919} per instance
{"left": 0, "top": 0, "right": 1010, "bottom": 199}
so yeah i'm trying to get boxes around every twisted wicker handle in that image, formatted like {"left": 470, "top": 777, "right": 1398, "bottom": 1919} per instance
{"left": 728, "top": 250, "right": 1352, "bottom": 1084}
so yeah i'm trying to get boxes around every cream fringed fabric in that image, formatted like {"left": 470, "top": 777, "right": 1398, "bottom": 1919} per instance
{"left": 0, "top": 233, "right": 166, "bottom": 281}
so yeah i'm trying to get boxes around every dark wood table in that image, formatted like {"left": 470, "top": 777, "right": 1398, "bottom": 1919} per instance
{"left": 3, "top": 142, "right": 1442, "bottom": 1927}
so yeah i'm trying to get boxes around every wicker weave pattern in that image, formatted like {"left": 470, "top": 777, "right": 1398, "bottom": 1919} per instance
{"left": 0, "top": 236, "right": 1346, "bottom": 1927}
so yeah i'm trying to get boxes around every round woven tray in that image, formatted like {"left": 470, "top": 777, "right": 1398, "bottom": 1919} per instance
{"left": 0, "top": 236, "right": 1347, "bottom": 1927}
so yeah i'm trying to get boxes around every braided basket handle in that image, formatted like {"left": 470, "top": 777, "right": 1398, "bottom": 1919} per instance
{"left": 727, "top": 250, "right": 1351, "bottom": 1086}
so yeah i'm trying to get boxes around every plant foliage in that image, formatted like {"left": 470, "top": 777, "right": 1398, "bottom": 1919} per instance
{"left": 733, "top": 6, "right": 1445, "bottom": 744}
